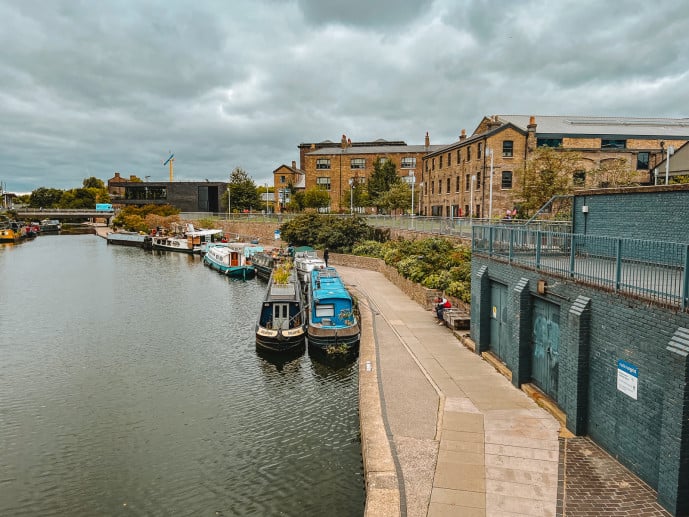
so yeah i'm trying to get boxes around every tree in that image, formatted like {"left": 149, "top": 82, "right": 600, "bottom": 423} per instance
{"left": 224, "top": 167, "right": 261, "bottom": 212}
{"left": 377, "top": 181, "right": 412, "bottom": 215}
{"left": 517, "top": 147, "right": 582, "bottom": 216}
{"left": 303, "top": 187, "right": 331, "bottom": 210}
{"left": 83, "top": 177, "right": 105, "bottom": 189}
{"left": 367, "top": 158, "right": 400, "bottom": 211}
{"left": 29, "top": 187, "right": 64, "bottom": 208}
{"left": 588, "top": 159, "right": 638, "bottom": 188}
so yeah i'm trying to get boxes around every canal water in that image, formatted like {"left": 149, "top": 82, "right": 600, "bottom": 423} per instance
{"left": 0, "top": 234, "right": 364, "bottom": 516}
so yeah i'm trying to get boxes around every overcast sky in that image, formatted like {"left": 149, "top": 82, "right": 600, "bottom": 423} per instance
{"left": 2, "top": 0, "right": 688, "bottom": 193}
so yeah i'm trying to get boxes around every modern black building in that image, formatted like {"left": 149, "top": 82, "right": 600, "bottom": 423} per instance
{"left": 108, "top": 181, "right": 228, "bottom": 213}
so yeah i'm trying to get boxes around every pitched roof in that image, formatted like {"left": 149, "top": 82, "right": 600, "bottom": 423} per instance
{"left": 497, "top": 115, "right": 689, "bottom": 138}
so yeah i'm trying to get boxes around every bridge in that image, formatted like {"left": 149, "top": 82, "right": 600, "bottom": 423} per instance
{"left": 14, "top": 208, "right": 116, "bottom": 224}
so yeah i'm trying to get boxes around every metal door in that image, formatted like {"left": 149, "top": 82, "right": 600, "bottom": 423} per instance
{"left": 489, "top": 282, "right": 509, "bottom": 361}
{"left": 531, "top": 298, "right": 560, "bottom": 399}
{"left": 273, "top": 303, "right": 289, "bottom": 330}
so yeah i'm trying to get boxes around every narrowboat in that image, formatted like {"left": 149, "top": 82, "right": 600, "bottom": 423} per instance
{"left": 0, "top": 216, "right": 19, "bottom": 243}
{"left": 151, "top": 223, "right": 222, "bottom": 254}
{"left": 306, "top": 267, "right": 360, "bottom": 352}
{"left": 106, "top": 231, "right": 145, "bottom": 247}
{"left": 252, "top": 248, "right": 291, "bottom": 280}
{"left": 255, "top": 266, "right": 307, "bottom": 352}
{"left": 39, "top": 219, "right": 62, "bottom": 232}
{"left": 294, "top": 248, "right": 326, "bottom": 288}
{"left": 203, "top": 242, "right": 258, "bottom": 279}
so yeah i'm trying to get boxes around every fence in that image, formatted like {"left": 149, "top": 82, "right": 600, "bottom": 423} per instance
{"left": 472, "top": 225, "right": 689, "bottom": 309}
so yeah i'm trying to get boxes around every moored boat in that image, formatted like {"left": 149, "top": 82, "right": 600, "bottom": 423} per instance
{"left": 151, "top": 223, "right": 222, "bottom": 254}
{"left": 294, "top": 248, "right": 326, "bottom": 288}
{"left": 256, "top": 265, "right": 307, "bottom": 352}
{"left": 306, "top": 267, "right": 360, "bottom": 353}
{"left": 203, "top": 242, "right": 259, "bottom": 279}
{"left": 0, "top": 216, "right": 20, "bottom": 243}
{"left": 39, "top": 219, "right": 62, "bottom": 232}
{"left": 252, "top": 248, "right": 291, "bottom": 280}
{"left": 106, "top": 230, "right": 146, "bottom": 247}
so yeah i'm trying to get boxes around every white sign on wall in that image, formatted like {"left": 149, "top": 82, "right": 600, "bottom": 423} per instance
{"left": 617, "top": 359, "right": 638, "bottom": 400}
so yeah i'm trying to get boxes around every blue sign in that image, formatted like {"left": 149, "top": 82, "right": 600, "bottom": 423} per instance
{"left": 617, "top": 359, "right": 638, "bottom": 400}
{"left": 95, "top": 203, "right": 113, "bottom": 211}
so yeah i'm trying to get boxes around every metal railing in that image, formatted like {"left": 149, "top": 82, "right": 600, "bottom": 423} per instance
{"left": 473, "top": 225, "right": 689, "bottom": 310}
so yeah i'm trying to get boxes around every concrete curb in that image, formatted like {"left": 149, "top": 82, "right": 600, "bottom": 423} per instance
{"left": 357, "top": 295, "right": 402, "bottom": 517}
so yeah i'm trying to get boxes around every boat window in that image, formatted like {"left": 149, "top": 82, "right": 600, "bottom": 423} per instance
{"left": 315, "top": 304, "right": 335, "bottom": 317}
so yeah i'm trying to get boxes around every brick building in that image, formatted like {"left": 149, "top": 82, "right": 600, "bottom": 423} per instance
{"left": 299, "top": 134, "right": 445, "bottom": 212}
{"left": 421, "top": 115, "right": 689, "bottom": 218}
{"left": 272, "top": 161, "right": 305, "bottom": 212}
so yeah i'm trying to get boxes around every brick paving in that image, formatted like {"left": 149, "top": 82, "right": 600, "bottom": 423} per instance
{"left": 558, "top": 437, "right": 671, "bottom": 516}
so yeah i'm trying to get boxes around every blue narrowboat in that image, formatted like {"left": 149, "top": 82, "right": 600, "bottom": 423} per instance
{"left": 306, "top": 267, "right": 360, "bottom": 352}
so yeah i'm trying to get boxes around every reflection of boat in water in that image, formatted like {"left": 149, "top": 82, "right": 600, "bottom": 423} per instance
{"left": 151, "top": 223, "right": 222, "bottom": 254}
{"left": 306, "top": 267, "right": 360, "bottom": 353}
{"left": 106, "top": 231, "right": 145, "bottom": 247}
{"left": 203, "top": 243, "right": 260, "bottom": 279}
{"left": 256, "top": 267, "right": 307, "bottom": 352}
{"left": 0, "top": 216, "right": 20, "bottom": 243}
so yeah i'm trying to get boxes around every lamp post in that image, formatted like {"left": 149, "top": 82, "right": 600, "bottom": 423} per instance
{"left": 665, "top": 145, "right": 675, "bottom": 185}
{"left": 348, "top": 178, "right": 354, "bottom": 214}
{"left": 227, "top": 183, "right": 231, "bottom": 218}
{"left": 409, "top": 170, "right": 415, "bottom": 217}
{"left": 418, "top": 181, "right": 423, "bottom": 216}
{"left": 469, "top": 175, "right": 476, "bottom": 224}
{"left": 486, "top": 148, "right": 494, "bottom": 220}
{"left": 265, "top": 183, "right": 269, "bottom": 213}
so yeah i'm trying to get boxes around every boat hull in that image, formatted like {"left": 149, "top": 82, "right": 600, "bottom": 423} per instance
{"left": 0, "top": 229, "right": 19, "bottom": 243}
{"left": 107, "top": 232, "right": 145, "bottom": 247}
{"left": 203, "top": 249, "right": 256, "bottom": 279}
{"left": 306, "top": 323, "right": 360, "bottom": 351}
{"left": 255, "top": 326, "right": 306, "bottom": 352}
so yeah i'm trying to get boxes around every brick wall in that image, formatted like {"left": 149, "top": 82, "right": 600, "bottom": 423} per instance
{"left": 471, "top": 256, "right": 689, "bottom": 513}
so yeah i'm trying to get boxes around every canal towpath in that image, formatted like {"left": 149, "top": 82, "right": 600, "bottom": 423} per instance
{"left": 338, "top": 265, "right": 671, "bottom": 517}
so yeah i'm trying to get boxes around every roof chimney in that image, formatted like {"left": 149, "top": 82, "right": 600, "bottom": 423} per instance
{"left": 528, "top": 115, "right": 536, "bottom": 128}
{"left": 291, "top": 160, "right": 296, "bottom": 169}
{"left": 424, "top": 131, "right": 430, "bottom": 150}
{"left": 341, "top": 134, "right": 348, "bottom": 149}
{"left": 460, "top": 129, "right": 467, "bottom": 141}
{"left": 114, "top": 172, "right": 121, "bottom": 178}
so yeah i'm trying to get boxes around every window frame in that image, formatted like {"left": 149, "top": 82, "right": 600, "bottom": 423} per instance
{"left": 316, "top": 158, "right": 331, "bottom": 170}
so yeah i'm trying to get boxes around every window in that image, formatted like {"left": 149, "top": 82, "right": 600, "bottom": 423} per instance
{"left": 636, "top": 152, "right": 650, "bottom": 170}
{"left": 350, "top": 158, "right": 365, "bottom": 169}
{"left": 432, "top": 158, "right": 436, "bottom": 171}
{"left": 438, "top": 179, "right": 442, "bottom": 194}
{"left": 478, "top": 142, "right": 482, "bottom": 159}
{"left": 537, "top": 138, "right": 563, "bottom": 148}
{"left": 446, "top": 178, "right": 450, "bottom": 192}
{"left": 467, "top": 146, "right": 471, "bottom": 161}
{"left": 447, "top": 152, "right": 451, "bottom": 167}
{"left": 476, "top": 171, "right": 481, "bottom": 189}
{"left": 316, "top": 158, "right": 331, "bottom": 169}
{"left": 456, "top": 150, "right": 461, "bottom": 163}
{"left": 456, "top": 176, "right": 460, "bottom": 192}
{"left": 573, "top": 170, "right": 586, "bottom": 186}
{"left": 401, "top": 157, "right": 416, "bottom": 169}
{"left": 501, "top": 171, "right": 513, "bottom": 189}
{"left": 465, "top": 174, "right": 470, "bottom": 191}
{"left": 431, "top": 181, "right": 434, "bottom": 194}
{"left": 316, "top": 177, "right": 331, "bottom": 190}
{"left": 601, "top": 139, "right": 626, "bottom": 149}
{"left": 439, "top": 155, "right": 443, "bottom": 169}
{"left": 280, "top": 175, "right": 286, "bottom": 183}
{"left": 502, "top": 140, "right": 513, "bottom": 157}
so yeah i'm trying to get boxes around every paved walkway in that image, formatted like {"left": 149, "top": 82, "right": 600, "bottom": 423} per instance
{"left": 338, "top": 266, "right": 671, "bottom": 517}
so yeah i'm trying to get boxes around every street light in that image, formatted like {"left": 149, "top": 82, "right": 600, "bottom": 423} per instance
{"left": 418, "top": 181, "right": 423, "bottom": 216}
{"left": 265, "top": 183, "right": 269, "bottom": 213}
{"left": 408, "top": 170, "right": 416, "bottom": 217}
{"left": 665, "top": 145, "right": 675, "bottom": 185}
{"left": 469, "top": 175, "right": 476, "bottom": 224}
{"left": 348, "top": 178, "right": 354, "bottom": 214}
{"left": 227, "top": 175, "right": 231, "bottom": 218}
{"left": 486, "top": 148, "right": 494, "bottom": 220}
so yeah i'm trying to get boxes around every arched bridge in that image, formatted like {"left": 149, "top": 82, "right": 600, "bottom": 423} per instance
{"left": 14, "top": 208, "right": 115, "bottom": 224}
